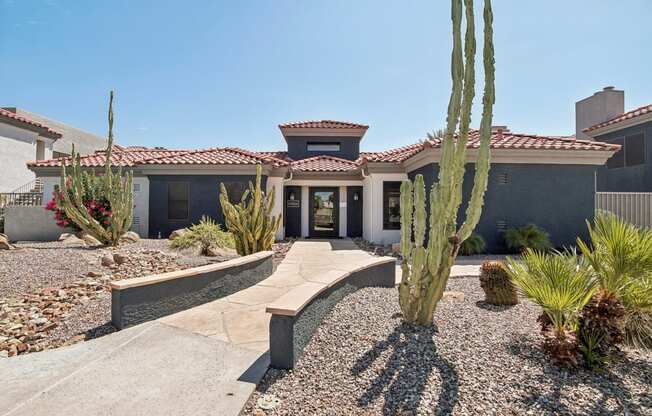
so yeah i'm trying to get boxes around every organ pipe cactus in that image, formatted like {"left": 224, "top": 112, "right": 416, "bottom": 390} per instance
{"left": 59, "top": 91, "right": 134, "bottom": 246}
{"left": 219, "top": 165, "right": 281, "bottom": 255}
{"left": 399, "top": 0, "right": 495, "bottom": 325}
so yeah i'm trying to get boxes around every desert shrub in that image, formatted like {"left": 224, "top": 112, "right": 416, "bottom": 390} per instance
{"left": 507, "top": 249, "right": 595, "bottom": 366}
{"left": 170, "top": 216, "right": 235, "bottom": 255}
{"left": 45, "top": 180, "right": 111, "bottom": 232}
{"left": 577, "top": 212, "right": 652, "bottom": 350}
{"left": 479, "top": 261, "right": 518, "bottom": 305}
{"left": 504, "top": 224, "right": 551, "bottom": 253}
{"left": 460, "top": 233, "right": 486, "bottom": 255}
{"left": 577, "top": 289, "right": 626, "bottom": 368}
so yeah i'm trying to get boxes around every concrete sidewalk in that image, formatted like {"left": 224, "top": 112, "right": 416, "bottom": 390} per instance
{"left": 2, "top": 239, "right": 378, "bottom": 416}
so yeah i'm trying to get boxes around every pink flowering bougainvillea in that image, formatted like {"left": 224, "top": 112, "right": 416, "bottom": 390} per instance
{"left": 45, "top": 178, "right": 112, "bottom": 231}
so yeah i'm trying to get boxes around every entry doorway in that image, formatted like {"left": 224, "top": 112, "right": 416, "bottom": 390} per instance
{"left": 308, "top": 187, "right": 339, "bottom": 238}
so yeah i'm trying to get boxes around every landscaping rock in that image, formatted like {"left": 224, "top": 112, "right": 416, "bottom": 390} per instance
{"left": 391, "top": 243, "right": 401, "bottom": 254}
{"left": 113, "top": 252, "right": 128, "bottom": 265}
{"left": 101, "top": 254, "right": 115, "bottom": 267}
{"left": 77, "top": 231, "right": 102, "bottom": 246}
{"left": 120, "top": 231, "right": 140, "bottom": 244}
{"left": 205, "top": 246, "right": 238, "bottom": 258}
{"left": 58, "top": 233, "right": 74, "bottom": 241}
{"left": 0, "top": 233, "right": 13, "bottom": 250}
{"left": 442, "top": 290, "right": 464, "bottom": 302}
{"left": 169, "top": 228, "right": 188, "bottom": 240}
{"left": 61, "top": 234, "right": 85, "bottom": 245}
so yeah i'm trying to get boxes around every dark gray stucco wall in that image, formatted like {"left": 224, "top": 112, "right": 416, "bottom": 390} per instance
{"left": 408, "top": 163, "right": 596, "bottom": 253}
{"left": 594, "top": 120, "right": 652, "bottom": 192}
{"left": 285, "top": 136, "right": 361, "bottom": 161}
{"left": 148, "top": 174, "right": 263, "bottom": 238}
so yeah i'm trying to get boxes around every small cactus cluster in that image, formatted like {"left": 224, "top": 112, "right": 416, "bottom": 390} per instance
{"left": 399, "top": 0, "right": 496, "bottom": 325}
{"left": 57, "top": 91, "right": 133, "bottom": 246}
{"left": 479, "top": 261, "right": 518, "bottom": 305}
{"left": 219, "top": 164, "right": 281, "bottom": 255}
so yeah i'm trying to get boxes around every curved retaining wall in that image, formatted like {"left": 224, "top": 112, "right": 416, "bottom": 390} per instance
{"left": 111, "top": 251, "right": 273, "bottom": 329}
{"left": 266, "top": 258, "right": 395, "bottom": 369}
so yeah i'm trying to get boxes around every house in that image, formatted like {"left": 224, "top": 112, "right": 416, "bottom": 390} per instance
{"left": 0, "top": 107, "right": 105, "bottom": 193}
{"left": 27, "top": 119, "right": 619, "bottom": 252}
{"left": 576, "top": 87, "right": 651, "bottom": 192}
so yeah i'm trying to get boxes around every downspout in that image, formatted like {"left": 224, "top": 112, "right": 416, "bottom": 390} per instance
{"left": 281, "top": 168, "right": 293, "bottom": 239}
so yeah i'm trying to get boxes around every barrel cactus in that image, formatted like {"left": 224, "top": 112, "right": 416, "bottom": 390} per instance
{"left": 479, "top": 261, "right": 518, "bottom": 305}
{"left": 58, "top": 91, "right": 133, "bottom": 246}
{"left": 219, "top": 164, "right": 281, "bottom": 255}
{"left": 399, "top": 0, "right": 496, "bottom": 325}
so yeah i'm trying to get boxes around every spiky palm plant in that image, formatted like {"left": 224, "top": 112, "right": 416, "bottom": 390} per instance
{"left": 504, "top": 224, "right": 551, "bottom": 253}
{"left": 399, "top": 0, "right": 496, "bottom": 325}
{"left": 577, "top": 212, "right": 652, "bottom": 349}
{"left": 507, "top": 249, "right": 595, "bottom": 365}
{"left": 460, "top": 233, "right": 486, "bottom": 255}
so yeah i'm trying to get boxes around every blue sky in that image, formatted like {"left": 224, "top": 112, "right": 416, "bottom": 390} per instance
{"left": 2, "top": 0, "right": 651, "bottom": 152}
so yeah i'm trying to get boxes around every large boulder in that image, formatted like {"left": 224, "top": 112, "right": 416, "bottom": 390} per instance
{"left": 0, "top": 233, "right": 14, "bottom": 250}
{"left": 169, "top": 228, "right": 188, "bottom": 240}
{"left": 119, "top": 231, "right": 140, "bottom": 244}
{"left": 205, "top": 246, "right": 238, "bottom": 259}
{"left": 59, "top": 233, "right": 85, "bottom": 245}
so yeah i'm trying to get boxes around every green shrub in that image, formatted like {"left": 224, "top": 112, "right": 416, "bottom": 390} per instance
{"left": 507, "top": 249, "right": 595, "bottom": 366}
{"left": 479, "top": 260, "right": 518, "bottom": 305}
{"left": 170, "top": 216, "right": 235, "bottom": 255}
{"left": 460, "top": 233, "right": 486, "bottom": 255}
{"left": 577, "top": 212, "right": 652, "bottom": 350}
{"left": 504, "top": 224, "right": 551, "bottom": 253}
{"left": 577, "top": 289, "right": 626, "bottom": 368}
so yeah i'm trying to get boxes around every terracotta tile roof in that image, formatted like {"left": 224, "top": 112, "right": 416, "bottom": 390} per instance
{"left": 279, "top": 120, "right": 369, "bottom": 129}
{"left": 29, "top": 146, "right": 289, "bottom": 168}
{"left": 0, "top": 108, "right": 62, "bottom": 139}
{"left": 583, "top": 104, "right": 652, "bottom": 133}
{"left": 289, "top": 155, "right": 361, "bottom": 172}
{"left": 254, "top": 151, "right": 293, "bottom": 163}
{"left": 362, "top": 130, "right": 620, "bottom": 163}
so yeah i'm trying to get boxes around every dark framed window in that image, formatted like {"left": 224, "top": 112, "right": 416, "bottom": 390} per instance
{"left": 168, "top": 182, "right": 189, "bottom": 220}
{"left": 606, "top": 137, "right": 625, "bottom": 169}
{"left": 625, "top": 133, "right": 645, "bottom": 166}
{"left": 307, "top": 142, "right": 341, "bottom": 152}
{"left": 222, "top": 181, "right": 247, "bottom": 203}
{"left": 383, "top": 181, "right": 402, "bottom": 230}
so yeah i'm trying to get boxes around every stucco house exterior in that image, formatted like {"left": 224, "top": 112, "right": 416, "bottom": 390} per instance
{"left": 28, "top": 119, "right": 619, "bottom": 252}
{"left": 0, "top": 107, "right": 105, "bottom": 193}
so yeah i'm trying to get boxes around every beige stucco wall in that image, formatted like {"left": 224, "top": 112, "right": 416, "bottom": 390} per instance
{"left": 0, "top": 123, "right": 53, "bottom": 192}
{"left": 362, "top": 172, "right": 407, "bottom": 245}
{"left": 4, "top": 206, "right": 72, "bottom": 241}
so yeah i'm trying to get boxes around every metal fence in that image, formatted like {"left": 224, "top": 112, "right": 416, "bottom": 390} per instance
{"left": 595, "top": 192, "right": 652, "bottom": 229}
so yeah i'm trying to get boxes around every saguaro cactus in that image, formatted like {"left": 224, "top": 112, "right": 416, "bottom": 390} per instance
{"left": 399, "top": 0, "right": 495, "bottom": 325}
{"left": 219, "top": 165, "right": 281, "bottom": 255}
{"left": 59, "top": 91, "right": 134, "bottom": 246}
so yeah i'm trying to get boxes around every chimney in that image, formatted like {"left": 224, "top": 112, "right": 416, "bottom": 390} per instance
{"left": 491, "top": 125, "right": 509, "bottom": 138}
{"left": 575, "top": 86, "right": 624, "bottom": 139}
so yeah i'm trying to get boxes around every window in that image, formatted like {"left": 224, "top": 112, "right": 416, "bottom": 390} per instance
{"left": 625, "top": 133, "right": 645, "bottom": 166}
{"left": 307, "top": 142, "right": 341, "bottom": 152}
{"left": 168, "top": 182, "right": 189, "bottom": 220}
{"left": 222, "top": 181, "right": 247, "bottom": 203}
{"left": 607, "top": 133, "right": 646, "bottom": 169}
{"left": 607, "top": 137, "right": 625, "bottom": 169}
{"left": 383, "top": 181, "right": 401, "bottom": 230}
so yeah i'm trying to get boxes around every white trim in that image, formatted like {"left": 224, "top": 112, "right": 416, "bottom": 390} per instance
{"left": 402, "top": 147, "right": 616, "bottom": 172}
{"left": 585, "top": 112, "right": 652, "bottom": 137}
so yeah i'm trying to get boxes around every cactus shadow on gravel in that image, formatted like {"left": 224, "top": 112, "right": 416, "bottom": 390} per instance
{"left": 474, "top": 300, "right": 517, "bottom": 312}
{"left": 351, "top": 322, "right": 459, "bottom": 416}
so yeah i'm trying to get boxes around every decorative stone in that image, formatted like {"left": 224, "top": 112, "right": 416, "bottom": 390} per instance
{"left": 113, "top": 252, "right": 128, "bottom": 265}
{"left": 77, "top": 231, "right": 102, "bottom": 246}
{"left": 61, "top": 234, "right": 85, "bottom": 245}
{"left": 443, "top": 291, "right": 465, "bottom": 302}
{"left": 101, "top": 254, "right": 115, "bottom": 267}
{"left": 86, "top": 270, "right": 103, "bottom": 278}
{"left": 0, "top": 233, "right": 14, "bottom": 250}
{"left": 58, "top": 233, "right": 74, "bottom": 241}
{"left": 205, "top": 246, "right": 238, "bottom": 258}
{"left": 120, "top": 231, "right": 140, "bottom": 244}
{"left": 169, "top": 228, "right": 188, "bottom": 240}
{"left": 257, "top": 394, "right": 281, "bottom": 410}
{"left": 391, "top": 243, "right": 401, "bottom": 254}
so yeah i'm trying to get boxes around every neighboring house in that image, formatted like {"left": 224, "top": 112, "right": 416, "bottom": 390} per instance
{"left": 0, "top": 107, "right": 106, "bottom": 193}
{"left": 0, "top": 108, "right": 62, "bottom": 193}
{"left": 28, "top": 120, "right": 618, "bottom": 252}
{"left": 576, "top": 88, "right": 651, "bottom": 192}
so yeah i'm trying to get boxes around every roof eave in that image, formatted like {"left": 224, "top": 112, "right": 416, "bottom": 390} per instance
{"left": 583, "top": 112, "right": 652, "bottom": 137}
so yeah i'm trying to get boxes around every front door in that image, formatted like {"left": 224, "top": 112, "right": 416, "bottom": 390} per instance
{"left": 284, "top": 186, "right": 302, "bottom": 238}
{"left": 309, "top": 187, "right": 339, "bottom": 238}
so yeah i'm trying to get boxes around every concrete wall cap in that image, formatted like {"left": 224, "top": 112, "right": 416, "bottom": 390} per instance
{"left": 110, "top": 251, "right": 273, "bottom": 290}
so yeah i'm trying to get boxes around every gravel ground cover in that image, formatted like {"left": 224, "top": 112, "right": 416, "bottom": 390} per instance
{"left": 244, "top": 278, "right": 652, "bottom": 416}
{"left": 0, "top": 238, "right": 241, "bottom": 358}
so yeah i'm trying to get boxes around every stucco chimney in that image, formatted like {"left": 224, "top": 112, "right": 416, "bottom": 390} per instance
{"left": 575, "top": 86, "right": 624, "bottom": 139}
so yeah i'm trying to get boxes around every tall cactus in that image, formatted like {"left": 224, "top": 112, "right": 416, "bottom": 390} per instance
{"left": 399, "top": 0, "right": 495, "bottom": 325}
{"left": 58, "top": 91, "right": 134, "bottom": 246}
{"left": 219, "top": 164, "right": 282, "bottom": 255}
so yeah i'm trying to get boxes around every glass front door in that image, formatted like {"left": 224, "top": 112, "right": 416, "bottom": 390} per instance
{"left": 309, "top": 187, "right": 339, "bottom": 238}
